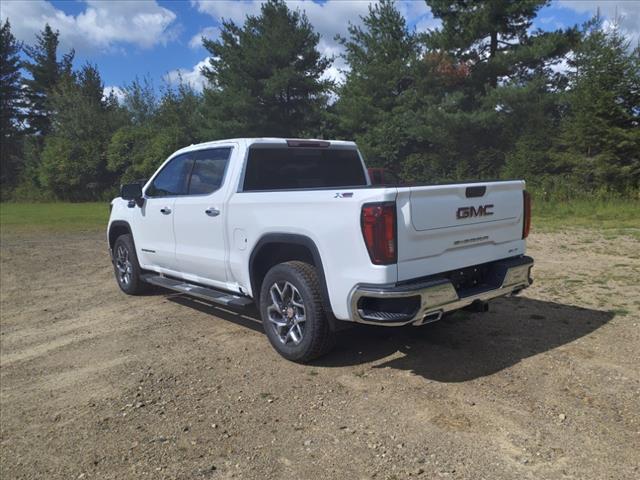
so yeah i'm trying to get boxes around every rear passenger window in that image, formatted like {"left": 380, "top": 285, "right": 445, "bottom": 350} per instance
{"left": 189, "top": 148, "right": 231, "bottom": 195}
{"left": 243, "top": 147, "right": 367, "bottom": 191}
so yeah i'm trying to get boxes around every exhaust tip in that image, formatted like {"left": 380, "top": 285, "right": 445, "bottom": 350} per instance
{"left": 415, "top": 310, "right": 443, "bottom": 326}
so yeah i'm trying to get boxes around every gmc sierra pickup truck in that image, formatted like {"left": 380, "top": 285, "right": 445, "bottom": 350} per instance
{"left": 108, "top": 138, "right": 533, "bottom": 362}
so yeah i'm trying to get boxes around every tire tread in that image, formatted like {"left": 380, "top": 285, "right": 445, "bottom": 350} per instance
{"left": 286, "top": 261, "right": 335, "bottom": 361}
{"left": 260, "top": 261, "right": 335, "bottom": 362}
{"left": 113, "top": 233, "right": 149, "bottom": 295}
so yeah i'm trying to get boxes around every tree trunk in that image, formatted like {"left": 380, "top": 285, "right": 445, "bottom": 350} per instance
{"left": 489, "top": 30, "right": 498, "bottom": 88}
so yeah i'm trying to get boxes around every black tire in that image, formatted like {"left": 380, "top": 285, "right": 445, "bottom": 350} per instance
{"left": 112, "top": 234, "right": 149, "bottom": 295}
{"left": 259, "top": 261, "right": 335, "bottom": 362}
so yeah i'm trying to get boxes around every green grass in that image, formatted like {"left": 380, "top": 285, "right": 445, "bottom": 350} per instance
{"left": 1, "top": 197, "right": 638, "bottom": 237}
{"left": 0, "top": 202, "right": 109, "bottom": 233}
{"left": 533, "top": 198, "right": 640, "bottom": 235}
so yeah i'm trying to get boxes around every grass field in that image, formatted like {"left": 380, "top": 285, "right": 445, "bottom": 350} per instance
{"left": 1, "top": 199, "right": 639, "bottom": 235}
{"left": 0, "top": 202, "right": 109, "bottom": 232}
{"left": 534, "top": 198, "right": 640, "bottom": 231}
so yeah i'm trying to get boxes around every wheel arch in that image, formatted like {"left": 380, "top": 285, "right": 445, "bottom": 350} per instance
{"left": 249, "top": 233, "right": 334, "bottom": 319}
{"left": 108, "top": 220, "right": 133, "bottom": 251}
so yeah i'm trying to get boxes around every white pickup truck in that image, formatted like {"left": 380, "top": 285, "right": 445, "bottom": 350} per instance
{"left": 108, "top": 138, "right": 533, "bottom": 361}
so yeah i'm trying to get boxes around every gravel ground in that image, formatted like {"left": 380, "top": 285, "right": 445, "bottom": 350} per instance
{"left": 1, "top": 229, "right": 638, "bottom": 479}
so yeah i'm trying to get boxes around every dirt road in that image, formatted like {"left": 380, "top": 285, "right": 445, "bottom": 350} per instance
{"left": 1, "top": 229, "right": 638, "bottom": 479}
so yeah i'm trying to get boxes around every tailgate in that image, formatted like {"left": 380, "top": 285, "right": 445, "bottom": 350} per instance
{"left": 395, "top": 181, "right": 526, "bottom": 281}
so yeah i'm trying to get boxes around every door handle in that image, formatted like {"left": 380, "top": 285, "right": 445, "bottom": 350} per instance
{"left": 160, "top": 207, "right": 171, "bottom": 215}
{"left": 205, "top": 207, "right": 220, "bottom": 217}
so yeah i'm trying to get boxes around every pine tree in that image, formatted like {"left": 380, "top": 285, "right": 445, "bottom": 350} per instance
{"left": 423, "top": 0, "right": 578, "bottom": 180}
{"left": 427, "top": 0, "right": 577, "bottom": 90}
{"left": 0, "top": 20, "right": 24, "bottom": 193}
{"left": 200, "top": 0, "right": 332, "bottom": 138}
{"left": 553, "top": 18, "right": 640, "bottom": 192}
{"left": 22, "top": 24, "right": 74, "bottom": 136}
{"left": 335, "top": 0, "right": 421, "bottom": 177}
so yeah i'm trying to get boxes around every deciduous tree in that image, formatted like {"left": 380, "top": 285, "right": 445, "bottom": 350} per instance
{"left": 107, "top": 81, "right": 204, "bottom": 183}
{"left": 39, "top": 64, "right": 125, "bottom": 199}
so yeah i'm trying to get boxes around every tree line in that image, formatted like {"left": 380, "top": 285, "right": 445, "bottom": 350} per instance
{"left": 1, "top": 0, "right": 638, "bottom": 202}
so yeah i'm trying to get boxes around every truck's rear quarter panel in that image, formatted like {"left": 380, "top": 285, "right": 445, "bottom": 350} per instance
{"left": 227, "top": 187, "right": 398, "bottom": 319}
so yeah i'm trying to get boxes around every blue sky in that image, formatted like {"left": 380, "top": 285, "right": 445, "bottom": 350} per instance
{"left": 2, "top": 0, "right": 638, "bottom": 98}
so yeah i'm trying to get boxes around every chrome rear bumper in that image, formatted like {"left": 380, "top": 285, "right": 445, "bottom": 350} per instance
{"left": 349, "top": 256, "right": 533, "bottom": 326}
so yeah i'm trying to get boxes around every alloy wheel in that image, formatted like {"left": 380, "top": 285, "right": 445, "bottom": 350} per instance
{"left": 266, "top": 281, "right": 306, "bottom": 345}
{"left": 115, "top": 244, "right": 133, "bottom": 286}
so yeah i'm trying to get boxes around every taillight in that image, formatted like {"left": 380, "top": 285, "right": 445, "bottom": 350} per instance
{"left": 523, "top": 190, "right": 531, "bottom": 239}
{"left": 361, "top": 202, "right": 397, "bottom": 265}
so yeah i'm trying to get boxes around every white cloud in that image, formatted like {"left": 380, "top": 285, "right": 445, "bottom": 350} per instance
{"left": 190, "top": 1, "right": 438, "bottom": 83}
{"left": 164, "top": 58, "right": 210, "bottom": 92}
{"left": 103, "top": 85, "right": 125, "bottom": 103}
{"left": 558, "top": 0, "right": 640, "bottom": 46}
{"left": 191, "top": 0, "right": 263, "bottom": 24}
{"left": 189, "top": 26, "right": 220, "bottom": 49}
{"left": 0, "top": 0, "right": 178, "bottom": 53}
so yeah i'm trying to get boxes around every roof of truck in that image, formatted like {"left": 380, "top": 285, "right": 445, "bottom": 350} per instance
{"left": 173, "top": 138, "right": 357, "bottom": 156}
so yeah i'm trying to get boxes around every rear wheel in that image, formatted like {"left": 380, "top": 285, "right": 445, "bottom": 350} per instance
{"left": 260, "top": 261, "right": 334, "bottom": 362}
{"left": 112, "top": 234, "right": 148, "bottom": 295}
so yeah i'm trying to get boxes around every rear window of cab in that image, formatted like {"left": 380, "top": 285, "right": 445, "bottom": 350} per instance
{"left": 242, "top": 147, "right": 367, "bottom": 191}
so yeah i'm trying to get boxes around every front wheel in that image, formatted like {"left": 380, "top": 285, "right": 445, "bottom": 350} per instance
{"left": 259, "top": 261, "right": 334, "bottom": 362}
{"left": 112, "top": 234, "right": 149, "bottom": 295}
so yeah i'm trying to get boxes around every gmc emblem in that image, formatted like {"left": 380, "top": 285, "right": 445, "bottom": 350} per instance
{"left": 456, "top": 204, "right": 494, "bottom": 219}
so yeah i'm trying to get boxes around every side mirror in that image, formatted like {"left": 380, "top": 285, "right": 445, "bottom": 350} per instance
{"left": 120, "top": 183, "right": 144, "bottom": 207}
